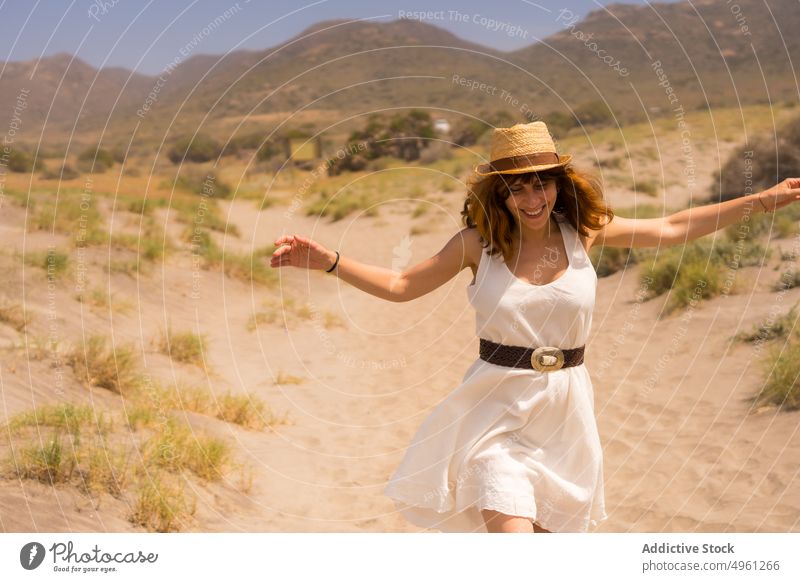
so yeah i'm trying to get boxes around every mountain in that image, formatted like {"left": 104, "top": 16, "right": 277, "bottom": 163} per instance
{"left": 510, "top": 0, "right": 800, "bottom": 112}
{"left": 0, "top": 1, "right": 798, "bottom": 147}
{"left": 0, "top": 52, "right": 152, "bottom": 142}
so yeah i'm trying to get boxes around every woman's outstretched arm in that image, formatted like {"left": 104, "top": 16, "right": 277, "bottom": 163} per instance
{"left": 595, "top": 178, "right": 800, "bottom": 249}
{"left": 271, "top": 229, "right": 477, "bottom": 302}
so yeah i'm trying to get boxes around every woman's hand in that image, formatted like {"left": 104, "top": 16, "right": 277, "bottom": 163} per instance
{"left": 271, "top": 234, "right": 337, "bottom": 271}
{"left": 757, "top": 177, "right": 800, "bottom": 212}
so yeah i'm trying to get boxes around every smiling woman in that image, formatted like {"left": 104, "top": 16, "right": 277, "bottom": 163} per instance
{"left": 460, "top": 134, "right": 613, "bottom": 268}
{"left": 270, "top": 120, "right": 800, "bottom": 534}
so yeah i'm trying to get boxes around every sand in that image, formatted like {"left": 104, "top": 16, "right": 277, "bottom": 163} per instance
{"left": 0, "top": 176, "right": 798, "bottom": 533}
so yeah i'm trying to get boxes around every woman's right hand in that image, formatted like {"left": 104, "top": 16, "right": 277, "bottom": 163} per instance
{"left": 271, "top": 234, "right": 337, "bottom": 271}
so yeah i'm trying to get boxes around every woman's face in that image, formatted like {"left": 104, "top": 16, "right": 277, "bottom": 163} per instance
{"left": 502, "top": 173, "right": 559, "bottom": 227}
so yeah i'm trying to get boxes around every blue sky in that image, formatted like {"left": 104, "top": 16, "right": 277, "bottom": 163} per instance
{"left": 0, "top": 0, "right": 682, "bottom": 75}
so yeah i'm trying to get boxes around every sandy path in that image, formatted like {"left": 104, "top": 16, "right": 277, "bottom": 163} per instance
{"left": 1, "top": 189, "right": 798, "bottom": 532}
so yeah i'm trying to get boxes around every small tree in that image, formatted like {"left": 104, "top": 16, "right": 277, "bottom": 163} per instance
{"left": 574, "top": 100, "right": 614, "bottom": 127}
{"left": 168, "top": 134, "right": 221, "bottom": 164}
{"left": 713, "top": 113, "right": 800, "bottom": 202}
{"left": 77, "top": 146, "right": 115, "bottom": 172}
{"left": 6, "top": 149, "right": 43, "bottom": 173}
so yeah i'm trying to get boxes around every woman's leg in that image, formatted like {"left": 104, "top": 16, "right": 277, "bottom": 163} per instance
{"left": 481, "top": 509, "right": 551, "bottom": 533}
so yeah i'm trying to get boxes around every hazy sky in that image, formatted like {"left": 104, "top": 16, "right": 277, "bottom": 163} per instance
{"left": 0, "top": 0, "right": 683, "bottom": 75}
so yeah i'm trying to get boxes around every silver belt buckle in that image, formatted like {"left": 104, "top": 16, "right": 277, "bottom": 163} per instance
{"left": 531, "top": 346, "right": 564, "bottom": 372}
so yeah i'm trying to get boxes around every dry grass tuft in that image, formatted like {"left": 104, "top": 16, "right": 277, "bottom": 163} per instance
{"left": 66, "top": 335, "right": 143, "bottom": 395}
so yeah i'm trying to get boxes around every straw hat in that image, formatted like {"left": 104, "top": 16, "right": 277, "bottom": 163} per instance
{"left": 474, "top": 121, "right": 572, "bottom": 176}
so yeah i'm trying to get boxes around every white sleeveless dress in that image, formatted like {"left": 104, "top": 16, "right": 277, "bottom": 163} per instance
{"left": 383, "top": 214, "right": 607, "bottom": 532}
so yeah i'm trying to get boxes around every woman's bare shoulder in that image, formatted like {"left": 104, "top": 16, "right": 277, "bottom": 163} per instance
{"left": 457, "top": 227, "right": 484, "bottom": 272}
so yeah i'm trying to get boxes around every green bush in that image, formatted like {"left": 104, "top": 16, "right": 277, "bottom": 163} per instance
{"left": 256, "top": 139, "right": 283, "bottom": 161}
{"left": 328, "top": 109, "right": 440, "bottom": 174}
{"left": 168, "top": 134, "right": 221, "bottom": 164}
{"left": 635, "top": 179, "right": 659, "bottom": 197}
{"left": 158, "top": 327, "right": 208, "bottom": 368}
{"left": 30, "top": 190, "right": 106, "bottom": 246}
{"left": 639, "top": 237, "right": 765, "bottom": 314}
{"left": 754, "top": 339, "right": 800, "bottom": 410}
{"left": 6, "top": 149, "right": 42, "bottom": 173}
{"left": 184, "top": 227, "right": 275, "bottom": 286}
{"left": 67, "top": 335, "right": 143, "bottom": 395}
{"left": 574, "top": 100, "right": 614, "bottom": 127}
{"left": 22, "top": 250, "right": 69, "bottom": 278}
{"left": 172, "top": 170, "right": 232, "bottom": 199}
{"left": 544, "top": 111, "right": 575, "bottom": 136}
{"left": 663, "top": 260, "right": 722, "bottom": 314}
{"left": 713, "top": 114, "right": 800, "bottom": 202}
{"left": 735, "top": 302, "right": 800, "bottom": 343}
{"left": 44, "top": 249, "right": 69, "bottom": 278}
{"left": 773, "top": 268, "right": 800, "bottom": 291}
{"left": 224, "top": 132, "right": 262, "bottom": 155}
{"left": 589, "top": 245, "right": 639, "bottom": 278}
{"left": 42, "top": 164, "right": 80, "bottom": 180}
{"left": 77, "top": 146, "right": 115, "bottom": 172}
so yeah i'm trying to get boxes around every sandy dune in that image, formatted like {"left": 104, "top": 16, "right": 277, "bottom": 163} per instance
{"left": 0, "top": 183, "right": 798, "bottom": 533}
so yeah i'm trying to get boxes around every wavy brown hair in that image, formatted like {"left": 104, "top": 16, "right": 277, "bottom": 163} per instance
{"left": 460, "top": 163, "right": 614, "bottom": 263}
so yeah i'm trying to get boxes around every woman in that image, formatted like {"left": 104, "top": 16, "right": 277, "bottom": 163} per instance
{"left": 270, "top": 121, "right": 800, "bottom": 533}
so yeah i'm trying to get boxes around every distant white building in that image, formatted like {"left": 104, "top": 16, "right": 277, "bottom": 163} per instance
{"left": 434, "top": 118, "right": 451, "bottom": 134}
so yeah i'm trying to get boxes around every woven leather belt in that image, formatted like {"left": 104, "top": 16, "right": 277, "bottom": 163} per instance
{"left": 479, "top": 338, "right": 585, "bottom": 372}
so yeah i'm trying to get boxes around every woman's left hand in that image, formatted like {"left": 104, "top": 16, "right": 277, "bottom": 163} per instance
{"left": 757, "top": 177, "right": 800, "bottom": 212}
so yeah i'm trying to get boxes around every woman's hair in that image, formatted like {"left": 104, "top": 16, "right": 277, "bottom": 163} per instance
{"left": 460, "top": 163, "right": 614, "bottom": 263}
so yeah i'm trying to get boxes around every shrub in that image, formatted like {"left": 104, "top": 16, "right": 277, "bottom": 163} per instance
{"left": 306, "top": 189, "right": 377, "bottom": 221}
{"left": 753, "top": 339, "right": 800, "bottom": 410}
{"left": 274, "top": 371, "right": 305, "bottom": 385}
{"left": 30, "top": 192, "right": 106, "bottom": 247}
{"left": 182, "top": 227, "right": 275, "bottom": 285}
{"left": 328, "top": 109, "right": 439, "bottom": 174}
{"left": 12, "top": 434, "right": 74, "bottom": 484}
{"left": 42, "top": 164, "right": 80, "bottom": 180}
{"left": 2, "top": 398, "right": 244, "bottom": 533}
{"left": 574, "top": 100, "right": 614, "bottom": 127}
{"left": 223, "top": 131, "right": 268, "bottom": 156}
{"left": 635, "top": 179, "right": 659, "bottom": 197}
{"left": 44, "top": 249, "right": 69, "bottom": 277}
{"left": 158, "top": 327, "right": 208, "bottom": 368}
{"left": 77, "top": 146, "right": 115, "bottom": 172}
{"left": 639, "top": 239, "right": 741, "bottom": 314}
{"left": 174, "top": 197, "right": 235, "bottom": 234}
{"left": 418, "top": 141, "right": 453, "bottom": 165}
{"left": 168, "top": 134, "right": 221, "bottom": 164}
{"left": 6, "top": 149, "right": 42, "bottom": 173}
{"left": 3, "top": 403, "right": 102, "bottom": 439}
{"left": 67, "top": 335, "right": 143, "bottom": 395}
{"left": 713, "top": 114, "right": 800, "bottom": 202}
{"left": 172, "top": 169, "right": 233, "bottom": 199}
{"left": 662, "top": 260, "right": 722, "bottom": 314}
{"left": 773, "top": 268, "right": 800, "bottom": 291}
{"left": 141, "top": 419, "right": 229, "bottom": 480}
{"left": 256, "top": 139, "right": 283, "bottom": 161}
{"left": 734, "top": 302, "right": 800, "bottom": 343}
{"left": 215, "top": 393, "right": 270, "bottom": 430}
{"left": 450, "top": 119, "right": 491, "bottom": 148}
{"left": 80, "top": 442, "right": 130, "bottom": 497}
{"left": 110, "top": 215, "right": 173, "bottom": 262}
{"left": 589, "top": 245, "right": 639, "bottom": 278}
{"left": 129, "top": 475, "right": 195, "bottom": 532}
{"left": 0, "top": 301, "right": 31, "bottom": 331}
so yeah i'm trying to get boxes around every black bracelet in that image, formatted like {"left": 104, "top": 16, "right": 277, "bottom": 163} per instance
{"left": 325, "top": 251, "right": 340, "bottom": 273}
